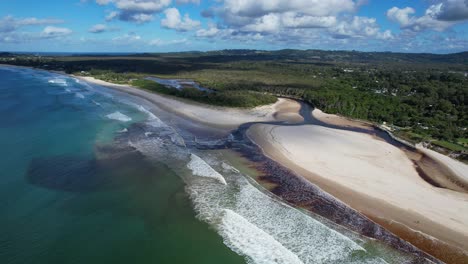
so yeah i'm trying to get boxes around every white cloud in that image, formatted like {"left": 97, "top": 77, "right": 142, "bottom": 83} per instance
{"left": 176, "top": 0, "right": 199, "bottom": 4}
{"left": 89, "top": 24, "right": 107, "bottom": 33}
{"left": 161, "top": 8, "right": 201, "bottom": 31}
{"left": 432, "top": 0, "right": 468, "bottom": 21}
{"left": 106, "top": 11, "right": 119, "bottom": 21}
{"left": 386, "top": 2, "right": 465, "bottom": 32}
{"left": 222, "top": 0, "right": 356, "bottom": 18}
{"left": 149, "top": 38, "right": 187, "bottom": 45}
{"left": 281, "top": 13, "right": 337, "bottom": 28}
{"left": 193, "top": 0, "right": 394, "bottom": 46}
{"left": 195, "top": 25, "right": 220, "bottom": 37}
{"left": 387, "top": 7, "right": 415, "bottom": 27}
{"left": 0, "top": 16, "right": 64, "bottom": 33}
{"left": 96, "top": 0, "right": 171, "bottom": 23}
{"left": 241, "top": 13, "right": 281, "bottom": 33}
{"left": 40, "top": 26, "right": 72, "bottom": 38}
{"left": 330, "top": 16, "right": 382, "bottom": 39}
{"left": 112, "top": 32, "right": 141, "bottom": 42}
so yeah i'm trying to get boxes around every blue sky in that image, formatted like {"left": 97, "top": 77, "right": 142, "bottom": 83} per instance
{"left": 0, "top": 0, "right": 467, "bottom": 53}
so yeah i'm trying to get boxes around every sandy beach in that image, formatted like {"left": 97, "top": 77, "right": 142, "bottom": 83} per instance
{"left": 77, "top": 76, "right": 300, "bottom": 129}
{"left": 248, "top": 122, "right": 468, "bottom": 263}
{"left": 312, "top": 109, "right": 374, "bottom": 131}
{"left": 75, "top": 74, "right": 468, "bottom": 262}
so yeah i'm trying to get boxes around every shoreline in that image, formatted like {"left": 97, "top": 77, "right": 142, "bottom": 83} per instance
{"left": 74, "top": 76, "right": 301, "bottom": 130}
{"left": 4, "top": 64, "right": 466, "bottom": 262}
{"left": 247, "top": 123, "right": 468, "bottom": 263}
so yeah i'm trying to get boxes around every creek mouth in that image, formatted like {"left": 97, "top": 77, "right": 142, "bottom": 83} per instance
{"left": 142, "top": 98, "right": 442, "bottom": 264}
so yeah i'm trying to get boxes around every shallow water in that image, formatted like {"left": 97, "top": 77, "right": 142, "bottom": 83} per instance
{"left": 0, "top": 67, "right": 242, "bottom": 264}
{"left": 0, "top": 66, "right": 428, "bottom": 264}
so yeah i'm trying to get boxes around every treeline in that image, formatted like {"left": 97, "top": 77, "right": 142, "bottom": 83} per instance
{"left": 132, "top": 79, "right": 277, "bottom": 108}
{"left": 1, "top": 50, "right": 466, "bottom": 144}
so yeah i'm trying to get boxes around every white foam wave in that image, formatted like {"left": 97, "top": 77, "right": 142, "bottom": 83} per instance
{"left": 118, "top": 128, "right": 128, "bottom": 133}
{"left": 48, "top": 78, "right": 68, "bottom": 86}
{"left": 75, "top": 93, "right": 85, "bottom": 99}
{"left": 106, "top": 111, "right": 132, "bottom": 122}
{"left": 222, "top": 162, "right": 240, "bottom": 173}
{"left": 187, "top": 154, "right": 227, "bottom": 185}
{"left": 137, "top": 105, "right": 166, "bottom": 127}
{"left": 219, "top": 209, "right": 303, "bottom": 264}
{"left": 186, "top": 157, "right": 395, "bottom": 264}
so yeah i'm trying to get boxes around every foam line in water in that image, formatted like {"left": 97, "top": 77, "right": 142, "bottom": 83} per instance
{"left": 218, "top": 209, "right": 304, "bottom": 264}
{"left": 137, "top": 105, "right": 166, "bottom": 127}
{"left": 48, "top": 78, "right": 68, "bottom": 86}
{"left": 106, "top": 111, "right": 132, "bottom": 122}
{"left": 222, "top": 162, "right": 240, "bottom": 173}
{"left": 187, "top": 154, "right": 227, "bottom": 185}
{"left": 75, "top": 93, "right": 85, "bottom": 99}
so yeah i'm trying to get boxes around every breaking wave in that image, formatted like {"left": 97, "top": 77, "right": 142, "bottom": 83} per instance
{"left": 187, "top": 154, "right": 227, "bottom": 185}
{"left": 48, "top": 78, "right": 68, "bottom": 87}
{"left": 219, "top": 209, "right": 303, "bottom": 264}
{"left": 112, "top": 107, "right": 409, "bottom": 264}
{"left": 106, "top": 111, "right": 132, "bottom": 122}
{"left": 136, "top": 105, "right": 167, "bottom": 128}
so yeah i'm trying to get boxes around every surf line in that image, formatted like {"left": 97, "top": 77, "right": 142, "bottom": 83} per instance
{"left": 191, "top": 99, "right": 441, "bottom": 264}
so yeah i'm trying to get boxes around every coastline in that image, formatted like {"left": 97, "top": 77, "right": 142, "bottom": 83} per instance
{"left": 74, "top": 76, "right": 300, "bottom": 130}
{"left": 4, "top": 64, "right": 466, "bottom": 262}
{"left": 247, "top": 121, "right": 468, "bottom": 263}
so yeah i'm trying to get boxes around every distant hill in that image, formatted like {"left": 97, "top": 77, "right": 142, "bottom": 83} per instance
{"left": 135, "top": 49, "right": 468, "bottom": 65}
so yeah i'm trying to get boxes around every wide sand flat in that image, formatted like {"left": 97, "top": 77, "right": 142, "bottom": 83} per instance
{"left": 78, "top": 76, "right": 299, "bottom": 129}
{"left": 248, "top": 123, "right": 468, "bottom": 255}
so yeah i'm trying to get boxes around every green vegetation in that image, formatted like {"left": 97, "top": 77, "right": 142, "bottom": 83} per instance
{"left": 458, "top": 138, "right": 468, "bottom": 147}
{"left": 432, "top": 141, "right": 467, "bottom": 152}
{"left": 1, "top": 49, "right": 466, "bottom": 154}
{"left": 131, "top": 79, "right": 277, "bottom": 107}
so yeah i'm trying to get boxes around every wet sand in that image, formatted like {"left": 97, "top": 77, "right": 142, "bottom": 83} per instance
{"left": 247, "top": 122, "right": 468, "bottom": 264}
{"left": 73, "top": 73, "right": 467, "bottom": 263}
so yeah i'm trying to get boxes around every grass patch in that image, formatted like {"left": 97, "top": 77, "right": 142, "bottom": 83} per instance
{"left": 432, "top": 140, "right": 466, "bottom": 152}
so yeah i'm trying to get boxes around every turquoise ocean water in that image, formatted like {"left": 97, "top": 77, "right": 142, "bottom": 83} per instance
{"left": 0, "top": 66, "right": 243, "bottom": 264}
{"left": 0, "top": 66, "right": 426, "bottom": 264}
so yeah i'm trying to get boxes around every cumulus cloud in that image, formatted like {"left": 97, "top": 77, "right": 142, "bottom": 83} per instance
{"left": 386, "top": 1, "right": 467, "bottom": 32}
{"left": 195, "top": 24, "right": 220, "bottom": 37}
{"left": 40, "top": 26, "right": 73, "bottom": 38}
{"left": 193, "top": 0, "right": 392, "bottom": 44}
{"left": 0, "top": 16, "right": 64, "bottom": 33}
{"left": 330, "top": 16, "right": 383, "bottom": 39}
{"left": 97, "top": 0, "right": 171, "bottom": 23}
{"left": 433, "top": 0, "right": 468, "bottom": 21}
{"left": 387, "top": 7, "right": 415, "bottom": 27}
{"left": 161, "top": 8, "right": 201, "bottom": 31}
{"left": 222, "top": 0, "right": 356, "bottom": 18}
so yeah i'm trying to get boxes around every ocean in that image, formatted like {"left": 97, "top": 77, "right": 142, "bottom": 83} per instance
{"left": 0, "top": 66, "right": 422, "bottom": 264}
